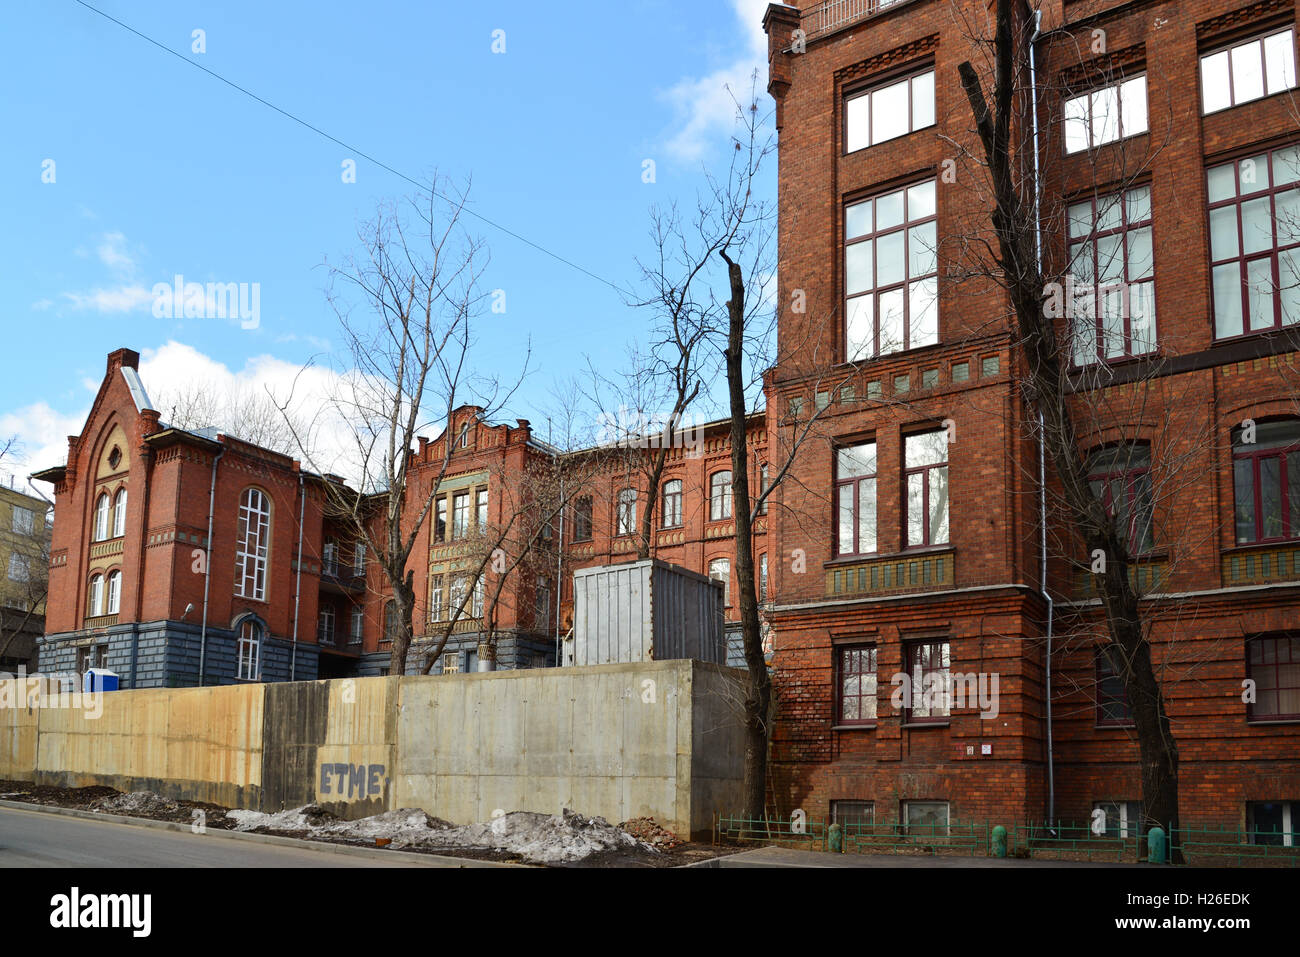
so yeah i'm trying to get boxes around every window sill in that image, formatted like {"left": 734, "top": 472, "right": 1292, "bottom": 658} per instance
{"left": 1246, "top": 718, "right": 1300, "bottom": 726}
{"left": 1095, "top": 722, "right": 1136, "bottom": 730}
{"left": 902, "top": 721, "right": 949, "bottom": 729}
{"left": 831, "top": 723, "right": 876, "bottom": 731}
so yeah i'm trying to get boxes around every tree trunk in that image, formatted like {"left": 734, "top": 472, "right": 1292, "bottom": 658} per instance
{"left": 389, "top": 569, "right": 415, "bottom": 676}
{"left": 721, "top": 250, "right": 771, "bottom": 823}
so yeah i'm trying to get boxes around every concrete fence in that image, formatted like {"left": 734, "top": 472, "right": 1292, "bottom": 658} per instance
{"left": 0, "top": 660, "right": 746, "bottom": 837}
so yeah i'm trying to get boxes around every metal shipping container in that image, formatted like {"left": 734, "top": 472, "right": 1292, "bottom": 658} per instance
{"left": 566, "top": 559, "right": 725, "bottom": 666}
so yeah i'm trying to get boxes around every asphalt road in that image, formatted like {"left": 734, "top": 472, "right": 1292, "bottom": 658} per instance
{"left": 0, "top": 805, "right": 461, "bottom": 867}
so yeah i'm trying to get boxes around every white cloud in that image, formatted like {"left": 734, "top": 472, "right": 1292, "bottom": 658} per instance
{"left": 60, "top": 285, "right": 154, "bottom": 313}
{"left": 96, "top": 231, "right": 137, "bottom": 274}
{"left": 661, "top": 0, "right": 770, "bottom": 162}
{"left": 0, "top": 402, "right": 89, "bottom": 499}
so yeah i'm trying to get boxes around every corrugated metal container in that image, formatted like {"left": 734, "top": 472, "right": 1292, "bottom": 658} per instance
{"left": 567, "top": 560, "right": 724, "bottom": 666}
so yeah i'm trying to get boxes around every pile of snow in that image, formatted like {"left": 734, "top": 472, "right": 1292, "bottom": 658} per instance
{"left": 230, "top": 804, "right": 657, "bottom": 864}
{"left": 95, "top": 790, "right": 180, "bottom": 815}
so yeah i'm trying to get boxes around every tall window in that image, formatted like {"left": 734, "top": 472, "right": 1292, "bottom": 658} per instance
{"left": 317, "top": 605, "right": 335, "bottom": 645}
{"left": 384, "top": 600, "right": 399, "bottom": 642}
{"left": 1201, "top": 28, "right": 1297, "bottom": 114}
{"left": 12, "top": 506, "right": 34, "bottom": 535}
{"left": 845, "top": 180, "right": 938, "bottom": 360}
{"left": 350, "top": 607, "right": 364, "bottom": 643}
{"left": 573, "top": 496, "right": 593, "bottom": 542}
{"left": 235, "top": 488, "right": 270, "bottom": 601}
{"left": 1096, "top": 647, "right": 1134, "bottom": 726}
{"left": 758, "top": 463, "right": 769, "bottom": 515}
{"left": 709, "top": 471, "right": 733, "bottom": 521}
{"left": 1207, "top": 145, "right": 1300, "bottom": 338}
{"left": 436, "top": 497, "right": 447, "bottom": 542}
{"left": 535, "top": 577, "right": 550, "bottom": 628}
{"left": 476, "top": 488, "right": 488, "bottom": 532}
{"left": 708, "top": 558, "right": 731, "bottom": 607}
{"left": 904, "top": 640, "right": 950, "bottom": 723}
{"left": 1063, "top": 75, "right": 1148, "bottom": 153}
{"left": 236, "top": 619, "right": 261, "bottom": 681}
{"left": 322, "top": 541, "right": 338, "bottom": 576}
{"left": 93, "top": 493, "right": 110, "bottom": 542}
{"left": 452, "top": 493, "right": 469, "bottom": 539}
{"left": 472, "top": 577, "right": 484, "bottom": 618}
{"left": 457, "top": 423, "right": 469, "bottom": 448}
{"left": 662, "top": 480, "right": 683, "bottom": 529}
{"left": 905, "top": 431, "right": 949, "bottom": 548}
{"left": 111, "top": 488, "right": 127, "bottom": 538}
{"left": 7, "top": 554, "right": 29, "bottom": 582}
{"left": 845, "top": 67, "right": 935, "bottom": 153}
{"left": 88, "top": 574, "right": 103, "bottom": 617}
{"left": 1247, "top": 635, "right": 1300, "bottom": 721}
{"left": 836, "top": 644, "right": 878, "bottom": 725}
{"left": 106, "top": 570, "right": 121, "bottom": 615}
{"left": 354, "top": 542, "right": 366, "bottom": 575}
{"left": 430, "top": 574, "right": 444, "bottom": 622}
{"left": 1087, "top": 444, "right": 1155, "bottom": 554}
{"left": 617, "top": 488, "right": 637, "bottom": 536}
{"left": 449, "top": 578, "right": 467, "bottom": 619}
{"left": 759, "top": 553, "right": 768, "bottom": 603}
{"left": 835, "top": 442, "right": 877, "bottom": 557}
{"left": 1233, "top": 420, "right": 1300, "bottom": 543}
{"left": 1067, "top": 186, "right": 1156, "bottom": 363}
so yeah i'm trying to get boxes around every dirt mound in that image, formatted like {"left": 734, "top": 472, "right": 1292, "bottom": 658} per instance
{"left": 619, "top": 817, "right": 681, "bottom": 849}
{"left": 96, "top": 790, "right": 179, "bottom": 816}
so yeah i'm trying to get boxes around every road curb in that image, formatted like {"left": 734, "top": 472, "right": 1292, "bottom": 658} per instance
{"left": 0, "top": 798, "right": 524, "bottom": 867}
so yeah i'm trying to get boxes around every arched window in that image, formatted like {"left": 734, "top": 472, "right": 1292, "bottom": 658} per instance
{"left": 709, "top": 557, "right": 731, "bottom": 607}
{"left": 93, "top": 493, "right": 110, "bottom": 542}
{"left": 1233, "top": 419, "right": 1300, "bottom": 544}
{"left": 710, "top": 471, "right": 733, "bottom": 521}
{"left": 617, "top": 488, "right": 637, "bottom": 536}
{"left": 662, "top": 479, "right": 683, "bottom": 529}
{"left": 236, "top": 619, "right": 261, "bottom": 681}
{"left": 1086, "top": 443, "right": 1154, "bottom": 554}
{"left": 235, "top": 488, "right": 270, "bottom": 600}
{"left": 106, "top": 570, "right": 121, "bottom": 615}
{"left": 88, "top": 574, "right": 104, "bottom": 617}
{"left": 111, "top": 488, "right": 127, "bottom": 538}
{"left": 572, "top": 497, "right": 593, "bottom": 542}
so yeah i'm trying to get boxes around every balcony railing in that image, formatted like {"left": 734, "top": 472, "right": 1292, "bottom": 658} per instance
{"left": 802, "top": 0, "right": 913, "bottom": 39}
{"left": 1222, "top": 543, "right": 1300, "bottom": 587}
{"left": 826, "top": 547, "right": 954, "bottom": 598}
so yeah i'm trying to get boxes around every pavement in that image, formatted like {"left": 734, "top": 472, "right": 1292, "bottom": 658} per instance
{"left": 0, "top": 802, "right": 518, "bottom": 868}
{"left": 689, "top": 845, "right": 1138, "bottom": 867}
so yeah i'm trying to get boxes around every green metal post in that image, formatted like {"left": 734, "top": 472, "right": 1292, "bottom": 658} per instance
{"left": 828, "top": 823, "right": 843, "bottom": 853}
{"left": 1147, "top": 826, "right": 1167, "bottom": 864}
{"left": 991, "top": 824, "right": 1007, "bottom": 858}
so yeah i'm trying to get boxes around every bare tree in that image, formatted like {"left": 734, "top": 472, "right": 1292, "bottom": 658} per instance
{"left": 157, "top": 381, "right": 313, "bottom": 458}
{"left": 279, "top": 176, "right": 523, "bottom": 676}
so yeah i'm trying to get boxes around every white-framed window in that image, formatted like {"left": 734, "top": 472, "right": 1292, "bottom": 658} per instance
{"left": 759, "top": 552, "right": 768, "bottom": 603}
{"left": 106, "top": 570, "right": 121, "bottom": 614}
{"left": 709, "top": 557, "right": 731, "bottom": 607}
{"left": 353, "top": 541, "right": 366, "bottom": 575}
{"left": 441, "top": 651, "right": 461, "bottom": 674}
{"left": 449, "top": 577, "right": 467, "bottom": 619}
{"left": 93, "top": 492, "right": 111, "bottom": 542}
{"left": 661, "top": 479, "right": 683, "bottom": 529}
{"left": 1248, "top": 800, "right": 1299, "bottom": 846}
{"left": 845, "top": 180, "right": 938, "bottom": 360}
{"left": 11, "top": 506, "right": 34, "bottom": 535}
{"left": 1067, "top": 186, "right": 1157, "bottom": 363}
{"left": 236, "top": 619, "right": 261, "bottom": 681}
{"left": 471, "top": 577, "right": 484, "bottom": 618}
{"left": 710, "top": 470, "right": 733, "bottom": 521}
{"left": 7, "top": 553, "right": 30, "bottom": 582}
{"left": 902, "top": 800, "right": 950, "bottom": 836}
{"left": 317, "top": 605, "right": 335, "bottom": 645}
{"left": 845, "top": 67, "right": 935, "bottom": 153}
{"left": 88, "top": 573, "right": 104, "bottom": 617}
{"left": 1063, "top": 75, "right": 1148, "bottom": 154}
{"left": 430, "top": 574, "right": 444, "bottom": 622}
{"left": 1092, "top": 800, "right": 1143, "bottom": 838}
{"left": 476, "top": 488, "right": 488, "bottom": 532}
{"left": 322, "top": 540, "right": 337, "bottom": 576}
{"left": 617, "top": 488, "right": 637, "bottom": 536}
{"left": 1201, "top": 28, "right": 1296, "bottom": 114}
{"left": 235, "top": 488, "right": 270, "bottom": 601}
{"left": 111, "top": 488, "right": 127, "bottom": 538}
{"left": 452, "top": 492, "right": 469, "bottom": 539}
{"left": 350, "top": 607, "right": 364, "bottom": 643}
{"left": 757, "top": 462, "right": 769, "bottom": 515}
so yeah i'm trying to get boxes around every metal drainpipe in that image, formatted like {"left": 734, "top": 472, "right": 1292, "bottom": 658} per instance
{"left": 554, "top": 464, "right": 564, "bottom": 668}
{"left": 290, "top": 470, "right": 305, "bottom": 681}
{"left": 1029, "top": 8, "right": 1056, "bottom": 829}
{"left": 198, "top": 446, "right": 224, "bottom": 686}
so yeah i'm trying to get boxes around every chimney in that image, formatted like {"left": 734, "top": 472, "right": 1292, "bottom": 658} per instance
{"left": 107, "top": 348, "right": 140, "bottom": 372}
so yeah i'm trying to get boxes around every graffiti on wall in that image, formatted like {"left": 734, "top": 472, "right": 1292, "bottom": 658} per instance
{"left": 319, "top": 763, "right": 387, "bottom": 800}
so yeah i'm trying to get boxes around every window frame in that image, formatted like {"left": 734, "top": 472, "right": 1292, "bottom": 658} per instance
{"left": 1067, "top": 186, "right": 1157, "bottom": 364}
{"left": 1086, "top": 443, "right": 1156, "bottom": 555}
{"left": 350, "top": 606, "right": 364, "bottom": 643}
{"left": 452, "top": 492, "right": 469, "bottom": 540}
{"left": 7, "top": 553, "right": 30, "bottom": 583}
{"left": 661, "top": 479, "right": 683, "bottom": 529}
{"left": 1246, "top": 634, "right": 1300, "bottom": 722}
{"left": 476, "top": 487, "right": 488, "bottom": 532}
{"left": 1063, "top": 74, "right": 1149, "bottom": 154}
{"left": 1206, "top": 144, "right": 1300, "bottom": 339}
{"left": 904, "top": 430, "right": 950, "bottom": 549}
{"left": 429, "top": 574, "right": 444, "bottom": 623}
{"left": 105, "top": 569, "right": 121, "bottom": 615}
{"left": 843, "top": 64, "right": 936, "bottom": 155}
{"left": 317, "top": 604, "right": 335, "bottom": 645}
{"left": 12, "top": 505, "right": 35, "bottom": 535}
{"left": 835, "top": 643, "right": 878, "bottom": 727}
{"left": 93, "top": 492, "right": 110, "bottom": 542}
{"left": 709, "top": 471, "right": 733, "bottom": 522}
{"left": 1200, "top": 27, "right": 1297, "bottom": 114}
{"left": 572, "top": 496, "right": 593, "bottom": 542}
{"left": 111, "top": 488, "right": 127, "bottom": 538}
{"left": 902, "top": 800, "right": 950, "bottom": 836}
{"left": 904, "top": 638, "right": 951, "bottom": 725}
{"left": 708, "top": 557, "right": 731, "bottom": 608}
{"left": 87, "top": 573, "right": 104, "bottom": 617}
{"left": 234, "top": 488, "right": 270, "bottom": 601}
{"left": 1232, "top": 419, "right": 1300, "bottom": 544}
{"left": 616, "top": 488, "right": 637, "bottom": 537}
{"left": 1095, "top": 646, "right": 1136, "bottom": 728}
{"left": 844, "top": 179, "right": 939, "bottom": 361}
{"left": 236, "top": 619, "right": 261, "bottom": 681}
{"left": 834, "top": 441, "right": 878, "bottom": 558}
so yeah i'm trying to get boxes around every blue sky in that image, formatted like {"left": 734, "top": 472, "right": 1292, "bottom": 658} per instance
{"left": 0, "top": 0, "right": 773, "bottom": 490}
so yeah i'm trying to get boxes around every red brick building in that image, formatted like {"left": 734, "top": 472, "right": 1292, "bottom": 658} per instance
{"left": 760, "top": 0, "right": 1300, "bottom": 838}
